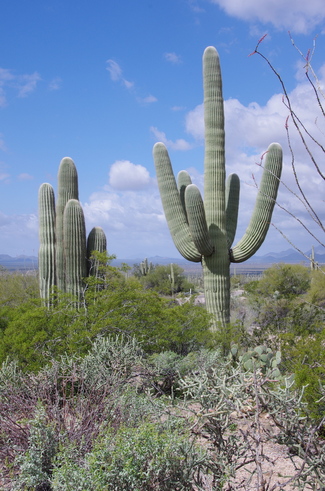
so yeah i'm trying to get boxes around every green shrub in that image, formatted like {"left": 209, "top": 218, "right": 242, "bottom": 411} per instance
{"left": 12, "top": 404, "right": 58, "bottom": 491}
{"left": 51, "top": 422, "right": 206, "bottom": 491}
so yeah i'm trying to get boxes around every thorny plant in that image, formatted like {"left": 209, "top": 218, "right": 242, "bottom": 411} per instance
{"left": 174, "top": 358, "right": 325, "bottom": 490}
{"left": 250, "top": 34, "right": 325, "bottom": 263}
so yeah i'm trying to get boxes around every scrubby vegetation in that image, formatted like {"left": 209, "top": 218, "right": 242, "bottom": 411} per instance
{"left": 1, "top": 261, "right": 325, "bottom": 489}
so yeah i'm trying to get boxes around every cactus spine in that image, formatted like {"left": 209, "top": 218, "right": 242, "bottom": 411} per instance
{"left": 38, "top": 157, "right": 107, "bottom": 303}
{"left": 153, "top": 46, "right": 282, "bottom": 327}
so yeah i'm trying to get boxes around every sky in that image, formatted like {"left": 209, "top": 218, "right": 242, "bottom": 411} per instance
{"left": 1, "top": 0, "right": 324, "bottom": 260}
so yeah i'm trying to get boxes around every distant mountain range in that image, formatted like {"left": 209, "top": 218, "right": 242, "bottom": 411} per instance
{"left": 0, "top": 246, "right": 324, "bottom": 272}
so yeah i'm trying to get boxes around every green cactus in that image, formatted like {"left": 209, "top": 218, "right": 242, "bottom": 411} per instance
{"left": 55, "top": 157, "right": 79, "bottom": 292}
{"left": 38, "top": 183, "right": 56, "bottom": 306}
{"left": 168, "top": 263, "right": 175, "bottom": 295}
{"left": 238, "top": 345, "right": 282, "bottom": 377}
{"left": 63, "top": 199, "right": 87, "bottom": 298}
{"left": 153, "top": 46, "right": 282, "bottom": 327}
{"left": 38, "top": 158, "right": 107, "bottom": 304}
{"left": 140, "top": 258, "right": 152, "bottom": 276}
{"left": 87, "top": 226, "right": 108, "bottom": 278}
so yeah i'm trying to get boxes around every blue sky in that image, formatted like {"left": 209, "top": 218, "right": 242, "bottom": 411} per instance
{"left": 1, "top": 0, "right": 324, "bottom": 260}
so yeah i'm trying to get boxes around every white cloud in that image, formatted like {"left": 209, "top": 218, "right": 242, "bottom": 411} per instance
{"left": 171, "top": 106, "right": 186, "bottom": 111}
{"left": 82, "top": 185, "right": 175, "bottom": 258}
{"left": 18, "top": 173, "right": 34, "bottom": 181}
{"left": 106, "top": 59, "right": 122, "bottom": 81}
{"left": 208, "top": 0, "right": 325, "bottom": 33}
{"left": 0, "top": 68, "right": 15, "bottom": 85}
{"left": 48, "top": 77, "right": 62, "bottom": 91}
{"left": 164, "top": 52, "right": 182, "bottom": 64}
{"left": 137, "top": 94, "right": 157, "bottom": 104}
{"left": 0, "top": 212, "right": 38, "bottom": 256}
{"left": 17, "top": 72, "right": 41, "bottom": 98}
{"left": 109, "top": 160, "right": 151, "bottom": 190}
{"left": 106, "top": 59, "right": 134, "bottom": 89}
{"left": 0, "top": 68, "right": 41, "bottom": 104}
{"left": 150, "top": 126, "right": 193, "bottom": 151}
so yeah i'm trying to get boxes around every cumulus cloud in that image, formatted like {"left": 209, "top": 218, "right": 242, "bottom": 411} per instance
{"left": 208, "top": 0, "right": 325, "bottom": 33}
{"left": 109, "top": 160, "right": 151, "bottom": 190}
{"left": 82, "top": 184, "right": 175, "bottom": 258}
{"left": 106, "top": 59, "right": 134, "bottom": 89}
{"left": 150, "top": 126, "right": 193, "bottom": 151}
{"left": 164, "top": 52, "right": 182, "bottom": 64}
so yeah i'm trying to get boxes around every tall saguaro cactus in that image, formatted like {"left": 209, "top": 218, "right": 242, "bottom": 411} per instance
{"left": 38, "top": 183, "right": 56, "bottom": 307}
{"left": 153, "top": 46, "right": 282, "bottom": 327}
{"left": 38, "top": 157, "right": 107, "bottom": 303}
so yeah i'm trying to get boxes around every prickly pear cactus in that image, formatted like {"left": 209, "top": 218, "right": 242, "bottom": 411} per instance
{"left": 239, "top": 345, "right": 282, "bottom": 378}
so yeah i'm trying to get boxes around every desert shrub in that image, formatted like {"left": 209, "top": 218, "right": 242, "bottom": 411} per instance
{"left": 148, "top": 349, "right": 222, "bottom": 396}
{"left": 306, "top": 266, "right": 325, "bottom": 306}
{"left": 12, "top": 404, "right": 57, "bottom": 491}
{"left": 253, "top": 263, "right": 311, "bottom": 299}
{"left": 281, "top": 329, "right": 325, "bottom": 421}
{"left": 212, "top": 320, "right": 251, "bottom": 356}
{"left": 137, "top": 263, "right": 194, "bottom": 296}
{"left": 0, "top": 336, "right": 149, "bottom": 476}
{"left": 51, "top": 422, "right": 206, "bottom": 491}
{"left": 0, "top": 270, "right": 39, "bottom": 307}
{"left": 0, "top": 279, "right": 213, "bottom": 370}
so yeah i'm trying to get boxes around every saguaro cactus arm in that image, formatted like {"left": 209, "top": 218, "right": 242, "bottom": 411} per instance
{"left": 177, "top": 170, "right": 192, "bottom": 218}
{"left": 230, "top": 142, "right": 282, "bottom": 263}
{"left": 184, "top": 184, "right": 214, "bottom": 256}
{"left": 154, "top": 142, "right": 202, "bottom": 262}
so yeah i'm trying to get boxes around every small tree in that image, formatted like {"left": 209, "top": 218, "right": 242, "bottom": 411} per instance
{"left": 138, "top": 264, "right": 194, "bottom": 296}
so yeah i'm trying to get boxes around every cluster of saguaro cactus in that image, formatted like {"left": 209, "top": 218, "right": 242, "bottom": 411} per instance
{"left": 38, "top": 157, "right": 107, "bottom": 304}
{"left": 140, "top": 258, "right": 153, "bottom": 276}
{"left": 153, "top": 46, "right": 283, "bottom": 327}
